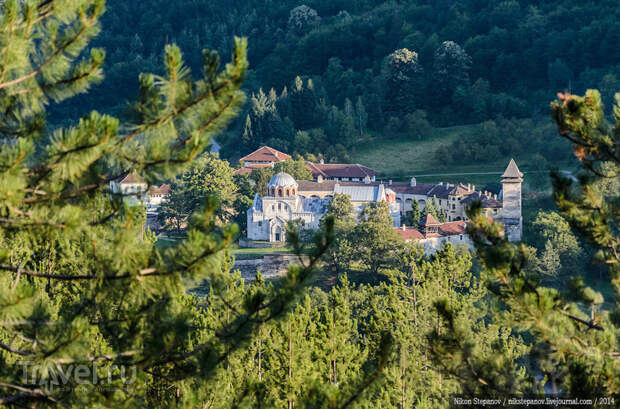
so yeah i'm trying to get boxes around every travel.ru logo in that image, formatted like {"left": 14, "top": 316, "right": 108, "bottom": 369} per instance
{"left": 18, "top": 361, "right": 137, "bottom": 393}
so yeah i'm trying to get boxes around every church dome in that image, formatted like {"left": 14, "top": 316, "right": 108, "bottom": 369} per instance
{"left": 268, "top": 172, "right": 298, "bottom": 188}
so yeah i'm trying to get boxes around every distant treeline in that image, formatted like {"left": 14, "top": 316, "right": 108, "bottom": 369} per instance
{"left": 51, "top": 0, "right": 619, "bottom": 162}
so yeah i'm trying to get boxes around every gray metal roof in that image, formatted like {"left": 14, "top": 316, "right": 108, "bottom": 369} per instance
{"left": 252, "top": 194, "right": 263, "bottom": 211}
{"left": 301, "top": 198, "right": 329, "bottom": 213}
{"left": 334, "top": 184, "right": 381, "bottom": 202}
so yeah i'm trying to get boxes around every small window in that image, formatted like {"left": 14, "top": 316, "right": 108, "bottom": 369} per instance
{"left": 459, "top": 235, "right": 463, "bottom": 240}
{"left": 278, "top": 203, "right": 282, "bottom": 210}
{"left": 258, "top": 221, "right": 262, "bottom": 227}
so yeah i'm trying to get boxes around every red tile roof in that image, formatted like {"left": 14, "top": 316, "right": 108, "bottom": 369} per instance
{"left": 397, "top": 221, "right": 468, "bottom": 241}
{"left": 305, "top": 162, "right": 377, "bottom": 179}
{"left": 149, "top": 184, "right": 171, "bottom": 195}
{"left": 296, "top": 180, "right": 375, "bottom": 192}
{"left": 240, "top": 146, "right": 291, "bottom": 163}
{"left": 388, "top": 182, "right": 437, "bottom": 195}
{"left": 395, "top": 226, "right": 425, "bottom": 240}
{"left": 438, "top": 221, "right": 467, "bottom": 236}
{"left": 118, "top": 173, "right": 144, "bottom": 184}
{"left": 233, "top": 163, "right": 273, "bottom": 176}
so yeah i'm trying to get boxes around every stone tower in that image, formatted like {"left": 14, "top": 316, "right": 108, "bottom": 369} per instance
{"left": 501, "top": 159, "right": 523, "bottom": 242}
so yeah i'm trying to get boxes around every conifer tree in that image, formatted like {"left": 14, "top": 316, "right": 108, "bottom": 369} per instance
{"left": 0, "top": 2, "right": 335, "bottom": 406}
{"left": 355, "top": 96, "right": 368, "bottom": 138}
{"left": 266, "top": 296, "right": 318, "bottom": 409}
{"left": 430, "top": 90, "right": 620, "bottom": 398}
{"left": 315, "top": 276, "right": 366, "bottom": 392}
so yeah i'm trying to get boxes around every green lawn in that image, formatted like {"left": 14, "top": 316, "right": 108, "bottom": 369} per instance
{"left": 231, "top": 246, "right": 295, "bottom": 255}
{"left": 351, "top": 125, "right": 483, "bottom": 177}
{"left": 350, "top": 124, "right": 575, "bottom": 185}
{"left": 154, "top": 237, "right": 180, "bottom": 250}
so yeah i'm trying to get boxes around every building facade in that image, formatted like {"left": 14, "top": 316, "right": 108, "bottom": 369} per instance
{"left": 247, "top": 173, "right": 329, "bottom": 242}
{"left": 501, "top": 159, "right": 523, "bottom": 241}
{"left": 247, "top": 173, "right": 401, "bottom": 242}
{"left": 109, "top": 174, "right": 170, "bottom": 210}
{"left": 395, "top": 214, "right": 474, "bottom": 254}
{"left": 244, "top": 154, "right": 523, "bottom": 245}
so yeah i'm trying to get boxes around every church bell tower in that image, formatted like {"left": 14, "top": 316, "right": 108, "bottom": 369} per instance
{"left": 501, "top": 159, "right": 523, "bottom": 242}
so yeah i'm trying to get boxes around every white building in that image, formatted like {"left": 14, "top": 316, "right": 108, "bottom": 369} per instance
{"left": 395, "top": 214, "right": 473, "bottom": 255}
{"left": 247, "top": 173, "right": 329, "bottom": 242}
{"left": 245, "top": 159, "right": 522, "bottom": 245}
{"left": 109, "top": 173, "right": 170, "bottom": 210}
{"left": 247, "top": 172, "right": 401, "bottom": 243}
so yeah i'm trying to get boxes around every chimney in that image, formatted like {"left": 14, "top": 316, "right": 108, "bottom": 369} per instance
{"left": 364, "top": 175, "right": 371, "bottom": 184}
{"left": 472, "top": 185, "right": 476, "bottom": 191}
{"left": 467, "top": 183, "right": 471, "bottom": 191}
{"left": 410, "top": 177, "right": 417, "bottom": 187}
{"left": 494, "top": 193, "right": 498, "bottom": 200}
{"left": 401, "top": 224, "right": 406, "bottom": 231}
{"left": 320, "top": 159, "right": 324, "bottom": 164}
{"left": 389, "top": 180, "right": 392, "bottom": 186}
{"left": 275, "top": 151, "right": 278, "bottom": 158}
{"left": 439, "top": 182, "right": 443, "bottom": 186}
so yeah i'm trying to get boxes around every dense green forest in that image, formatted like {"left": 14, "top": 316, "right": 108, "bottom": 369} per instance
{"left": 1, "top": 0, "right": 619, "bottom": 407}
{"left": 51, "top": 0, "right": 620, "bottom": 165}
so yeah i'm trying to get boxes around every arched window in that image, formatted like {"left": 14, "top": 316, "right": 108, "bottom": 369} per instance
{"left": 278, "top": 203, "right": 282, "bottom": 211}
{"left": 277, "top": 187, "right": 283, "bottom": 197}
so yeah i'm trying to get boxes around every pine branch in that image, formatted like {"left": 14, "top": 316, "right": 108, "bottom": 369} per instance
{"left": 0, "top": 263, "right": 164, "bottom": 280}
{"left": 0, "top": 341, "right": 32, "bottom": 356}
{"left": 0, "top": 383, "right": 61, "bottom": 406}
{"left": 558, "top": 310, "right": 603, "bottom": 331}
{"left": 0, "top": 17, "right": 95, "bottom": 90}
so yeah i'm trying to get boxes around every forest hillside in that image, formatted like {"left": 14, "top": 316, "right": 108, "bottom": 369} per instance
{"left": 52, "top": 0, "right": 620, "bottom": 166}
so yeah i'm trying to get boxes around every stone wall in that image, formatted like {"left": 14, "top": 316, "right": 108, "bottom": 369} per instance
{"left": 233, "top": 254, "right": 306, "bottom": 281}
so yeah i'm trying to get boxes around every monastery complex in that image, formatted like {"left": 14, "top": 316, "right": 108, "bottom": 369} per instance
{"left": 242, "top": 146, "right": 523, "bottom": 250}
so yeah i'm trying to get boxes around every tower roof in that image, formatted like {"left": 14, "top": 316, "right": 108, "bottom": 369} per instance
{"left": 502, "top": 159, "right": 523, "bottom": 179}
{"left": 420, "top": 213, "right": 441, "bottom": 226}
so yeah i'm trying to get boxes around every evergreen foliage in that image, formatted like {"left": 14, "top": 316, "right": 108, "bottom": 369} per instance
{"left": 0, "top": 2, "right": 337, "bottom": 406}
{"left": 430, "top": 90, "right": 620, "bottom": 398}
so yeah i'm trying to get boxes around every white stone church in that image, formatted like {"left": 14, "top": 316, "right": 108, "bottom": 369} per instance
{"left": 247, "top": 172, "right": 400, "bottom": 242}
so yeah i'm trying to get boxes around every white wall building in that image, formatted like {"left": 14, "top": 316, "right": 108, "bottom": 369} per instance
{"left": 109, "top": 174, "right": 170, "bottom": 209}
{"left": 247, "top": 173, "right": 329, "bottom": 242}
{"left": 395, "top": 214, "right": 473, "bottom": 255}
{"left": 246, "top": 159, "right": 523, "bottom": 245}
{"left": 247, "top": 172, "right": 401, "bottom": 242}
